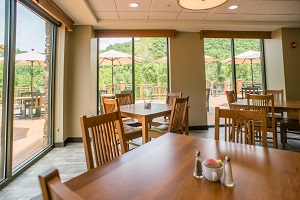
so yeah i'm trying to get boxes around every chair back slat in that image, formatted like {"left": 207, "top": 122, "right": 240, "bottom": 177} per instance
{"left": 165, "top": 92, "right": 182, "bottom": 105}
{"left": 168, "top": 96, "right": 189, "bottom": 133}
{"left": 80, "top": 111, "right": 126, "bottom": 170}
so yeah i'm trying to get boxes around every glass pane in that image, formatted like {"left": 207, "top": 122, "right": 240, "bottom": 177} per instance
{"left": 234, "top": 39, "right": 262, "bottom": 99}
{"left": 134, "top": 38, "right": 168, "bottom": 104}
{"left": 204, "top": 38, "right": 231, "bottom": 125}
{"left": 13, "top": 3, "right": 51, "bottom": 170}
{"left": 0, "top": 0, "right": 5, "bottom": 181}
{"left": 98, "top": 38, "right": 132, "bottom": 113}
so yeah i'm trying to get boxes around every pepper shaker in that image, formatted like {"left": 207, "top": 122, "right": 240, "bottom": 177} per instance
{"left": 193, "top": 150, "right": 204, "bottom": 178}
{"left": 223, "top": 156, "right": 235, "bottom": 187}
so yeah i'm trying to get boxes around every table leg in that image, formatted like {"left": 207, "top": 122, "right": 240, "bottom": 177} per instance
{"left": 142, "top": 116, "right": 149, "bottom": 144}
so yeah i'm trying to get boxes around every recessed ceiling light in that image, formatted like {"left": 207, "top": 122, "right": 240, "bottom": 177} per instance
{"left": 228, "top": 5, "right": 239, "bottom": 10}
{"left": 129, "top": 3, "right": 140, "bottom": 8}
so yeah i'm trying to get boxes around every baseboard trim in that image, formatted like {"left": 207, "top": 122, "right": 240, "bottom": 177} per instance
{"left": 54, "top": 137, "right": 83, "bottom": 147}
{"left": 189, "top": 126, "right": 209, "bottom": 130}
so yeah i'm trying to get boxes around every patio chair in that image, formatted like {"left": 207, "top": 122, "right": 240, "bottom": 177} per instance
{"left": 241, "top": 86, "right": 259, "bottom": 99}
{"left": 98, "top": 89, "right": 107, "bottom": 114}
{"left": 215, "top": 107, "right": 267, "bottom": 145}
{"left": 206, "top": 88, "right": 210, "bottom": 111}
{"left": 39, "top": 167, "right": 83, "bottom": 200}
{"left": 80, "top": 110, "right": 127, "bottom": 170}
{"left": 148, "top": 96, "right": 189, "bottom": 139}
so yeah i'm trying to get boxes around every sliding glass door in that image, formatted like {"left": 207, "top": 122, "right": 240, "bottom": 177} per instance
{"left": 0, "top": 0, "right": 56, "bottom": 188}
{"left": 204, "top": 38, "right": 264, "bottom": 125}
{"left": 0, "top": 0, "right": 5, "bottom": 182}
{"left": 12, "top": 2, "right": 53, "bottom": 170}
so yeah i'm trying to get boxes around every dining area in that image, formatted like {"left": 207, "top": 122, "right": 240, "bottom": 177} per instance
{"left": 30, "top": 89, "right": 300, "bottom": 200}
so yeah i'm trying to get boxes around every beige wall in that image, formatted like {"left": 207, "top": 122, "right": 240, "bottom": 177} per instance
{"left": 66, "top": 25, "right": 97, "bottom": 138}
{"left": 170, "top": 32, "right": 207, "bottom": 126}
{"left": 264, "top": 29, "right": 285, "bottom": 98}
{"left": 281, "top": 28, "right": 300, "bottom": 101}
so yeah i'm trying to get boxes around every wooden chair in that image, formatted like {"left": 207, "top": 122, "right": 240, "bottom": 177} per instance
{"left": 225, "top": 90, "right": 237, "bottom": 109}
{"left": 80, "top": 110, "right": 127, "bottom": 170}
{"left": 115, "top": 92, "right": 132, "bottom": 105}
{"left": 114, "top": 92, "right": 141, "bottom": 127}
{"left": 102, "top": 98, "right": 142, "bottom": 148}
{"left": 148, "top": 96, "right": 189, "bottom": 139}
{"left": 165, "top": 92, "right": 182, "bottom": 105}
{"left": 264, "top": 89, "right": 284, "bottom": 118}
{"left": 246, "top": 94, "right": 278, "bottom": 148}
{"left": 280, "top": 118, "right": 300, "bottom": 149}
{"left": 39, "top": 168, "right": 83, "bottom": 200}
{"left": 215, "top": 107, "right": 267, "bottom": 146}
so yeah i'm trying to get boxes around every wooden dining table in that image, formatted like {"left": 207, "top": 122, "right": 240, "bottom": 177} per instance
{"left": 120, "top": 103, "right": 189, "bottom": 144}
{"left": 53, "top": 133, "right": 300, "bottom": 199}
{"left": 231, "top": 99, "right": 300, "bottom": 125}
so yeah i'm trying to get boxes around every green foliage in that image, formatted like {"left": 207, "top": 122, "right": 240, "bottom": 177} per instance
{"left": 204, "top": 38, "right": 262, "bottom": 84}
{"left": 98, "top": 38, "right": 168, "bottom": 87}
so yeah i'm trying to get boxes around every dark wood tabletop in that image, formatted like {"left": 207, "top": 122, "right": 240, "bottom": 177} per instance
{"left": 62, "top": 133, "right": 300, "bottom": 199}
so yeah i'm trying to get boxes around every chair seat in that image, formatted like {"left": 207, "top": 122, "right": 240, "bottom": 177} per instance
{"left": 281, "top": 118, "right": 300, "bottom": 130}
{"left": 122, "top": 125, "right": 143, "bottom": 141}
{"left": 148, "top": 125, "right": 169, "bottom": 138}
{"left": 123, "top": 118, "right": 142, "bottom": 127}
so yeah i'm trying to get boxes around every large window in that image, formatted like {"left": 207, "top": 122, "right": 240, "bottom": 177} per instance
{"left": 0, "top": 0, "right": 56, "bottom": 188}
{"left": 204, "top": 38, "right": 264, "bottom": 125}
{"left": 98, "top": 38, "right": 168, "bottom": 114}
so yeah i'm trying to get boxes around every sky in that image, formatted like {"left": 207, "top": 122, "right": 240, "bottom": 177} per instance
{"left": 0, "top": 1, "right": 46, "bottom": 53}
{"left": 99, "top": 38, "right": 132, "bottom": 50}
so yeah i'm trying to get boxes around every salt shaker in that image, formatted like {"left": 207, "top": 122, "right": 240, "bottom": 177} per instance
{"left": 223, "top": 156, "right": 235, "bottom": 187}
{"left": 193, "top": 150, "right": 204, "bottom": 178}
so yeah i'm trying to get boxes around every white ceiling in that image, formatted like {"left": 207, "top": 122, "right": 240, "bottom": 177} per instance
{"left": 53, "top": 0, "right": 300, "bottom": 32}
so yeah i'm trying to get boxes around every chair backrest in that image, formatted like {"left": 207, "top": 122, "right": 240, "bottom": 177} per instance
{"left": 165, "top": 92, "right": 182, "bottom": 105}
{"left": 168, "top": 96, "right": 189, "bottom": 133}
{"left": 225, "top": 90, "right": 237, "bottom": 109}
{"left": 214, "top": 107, "right": 267, "bottom": 145}
{"left": 99, "top": 89, "right": 108, "bottom": 95}
{"left": 102, "top": 98, "right": 120, "bottom": 113}
{"left": 246, "top": 94, "right": 274, "bottom": 121}
{"left": 263, "top": 89, "right": 284, "bottom": 101}
{"left": 39, "top": 168, "right": 83, "bottom": 200}
{"left": 80, "top": 110, "right": 127, "bottom": 170}
{"left": 115, "top": 93, "right": 132, "bottom": 105}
